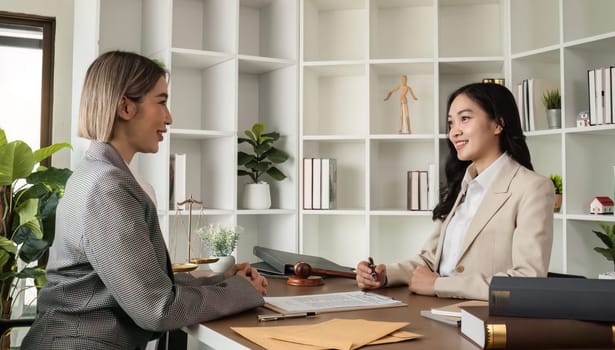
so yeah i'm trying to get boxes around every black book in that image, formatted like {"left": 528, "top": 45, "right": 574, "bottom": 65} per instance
{"left": 252, "top": 246, "right": 355, "bottom": 277}
{"left": 489, "top": 276, "right": 615, "bottom": 322}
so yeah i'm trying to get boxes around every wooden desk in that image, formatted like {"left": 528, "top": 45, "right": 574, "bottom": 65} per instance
{"left": 184, "top": 277, "right": 479, "bottom": 349}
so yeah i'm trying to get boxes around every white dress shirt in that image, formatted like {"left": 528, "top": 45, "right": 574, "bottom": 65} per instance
{"left": 439, "top": 153, "right": 509, "bottom": 277}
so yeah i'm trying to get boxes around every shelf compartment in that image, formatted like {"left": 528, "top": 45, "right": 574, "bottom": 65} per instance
{"left": 303, "top": 0, "right": 367, "bottom": 61}
{"left": 169, "top": 137, "right": 236, "bottom": 211}
{"left": 237, "top": 214, "right": 298, "bottom": 263}
{"left": 303, "top": 63, "right": 367, "bottom": 136}
{"left": 525, "top": 134, "right": 562, "bottom": 180}
{"left": 563, "top": 0, "right": 615, "bottom": 43}
{"left": 510, "top": 49, "right": 560, "bottom": 92}
{"left": 438, "top": 0, "right": 504, "bottom": 58}
{"left": 369, "top": 62, "right": 435, "bottom": 135}
{"left": 562, "top": 37, "right": 615, "bottom": 128}
{"left": 170, "top": 59, "right": 235, "bottom": 131}
{"left": 510, "top": 0, "right": 559, "bottom": 55}
{"left": 172, "top": 48, "right": 234, "bottom": 69}
{"left": 237, "top": 64, "right": 298, "bottom": 210}
{"left": 566, "top": 220, "right": 612, "bottom": 278}
{"left": 172, "top": 0, "right": 236, "bottom": 53}
{"left": 370, "top": 215, "right": 433, "bottom": 264}
{"left": 99, "top": 0, "right": 144, "bottom": 53}
{"left": 369, "top": 0, "right": 434, "bottom": 60}
{"left": 369, "top": 139, "right": 436, "bottom": 211}
{"left": 302, "top": 214, "right": 367, "bottom": 268}
{"left": 239, "top": 0, "right": 297, "bottom": 60}
{"left": 303, "top": 140, "right": 366, "bottom": 210}
{"left": 565, "top": 133, "right": 615, "bottom": 215}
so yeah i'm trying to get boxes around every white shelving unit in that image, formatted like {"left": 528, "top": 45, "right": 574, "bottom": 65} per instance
{"left": 72, "top": 0, "right": 615, "bottom": 278}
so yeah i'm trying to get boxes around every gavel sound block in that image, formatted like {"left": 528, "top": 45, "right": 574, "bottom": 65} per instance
{"left": 287, "top": 261, "right": 356, "bottom": 286}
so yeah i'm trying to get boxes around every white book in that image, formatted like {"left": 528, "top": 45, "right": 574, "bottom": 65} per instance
{"left": 516, "top": 83, "right": 526, "bottom": 131}
{"left": 611, "top": 67, "right": 615, "bottom": 123}
{"left": 320, "top": 159, "right": 337, "bottom": 210}
{"left": 589, "top": 69, "right": 597, "bottom": 125}
{"left": 303, "top": 158, "right": 313, "bottom": 210}
{"left": 312, "top": 158, "right": 322, "bottom": 210}
{"left": 596, "top": 68, "right": 604, "bottom": 125}
{"left": 428, "top": 163, "right": 437, "bottom": 210}
{"left": 407, "top": 171, "right": 420, "bottom": 211}
{"left": 173, "top": 153, "right": 186, "bottom": 210}
{"left": 419, "top": 171, "right": 429, "bottom": 211}
{"left": 604, "top": 67, "right": 612, "bottom": 124}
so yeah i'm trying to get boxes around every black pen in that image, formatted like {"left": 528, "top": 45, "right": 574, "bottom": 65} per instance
{"left": 257, "top": 312, "right": 317, "bottom": 322}
{"left": 368, "top": 257, "right": 377, "bottom": 280}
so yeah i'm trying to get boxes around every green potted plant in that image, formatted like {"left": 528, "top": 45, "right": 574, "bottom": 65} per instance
{"left": 592, "top": 222, "right": 615, "bottom": 279}
{"left": 549, "top": 174, "right": 562, "bottom": 212}
{"left": 542, "top": 89, "right": 561, "bottom": 129}
{"left": 237, "top": 122, "right": 289, "bottom": 209}
{"left": 196, "top": 223, "right": 242, "bottom": 272}
{"left": 0, "top": 128, "right": 71, "bottom": 334}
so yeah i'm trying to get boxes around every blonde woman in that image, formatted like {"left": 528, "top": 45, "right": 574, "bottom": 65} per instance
{"left": 23, "top": 51, "right": 267, "bottom": 350}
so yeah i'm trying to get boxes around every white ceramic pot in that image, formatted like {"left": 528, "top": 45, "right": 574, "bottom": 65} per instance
{"left": 209, "top": 255, "right": 236, "bottom": 273}
{"left": 242, "top": 183, "right": 271, "bottom": 209}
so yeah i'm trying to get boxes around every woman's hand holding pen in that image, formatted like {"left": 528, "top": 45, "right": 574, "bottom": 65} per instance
{"left": 355, "top": 259, "right": 386, "bottom": 289}
{"left": 226, "top": 262, "right": 268, "bottom": 296}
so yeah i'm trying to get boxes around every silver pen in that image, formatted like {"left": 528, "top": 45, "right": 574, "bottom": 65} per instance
{"left": 257, "top": 311, "right": 317, "bottom": 322}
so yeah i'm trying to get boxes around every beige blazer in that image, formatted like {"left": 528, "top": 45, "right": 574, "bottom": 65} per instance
{"left": 386, "top": 156, "right": 554, "bottom": 300}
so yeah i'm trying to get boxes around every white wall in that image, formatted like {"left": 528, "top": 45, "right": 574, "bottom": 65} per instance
{"left": 0, "top": 0, "right": 74, "bottom": 169}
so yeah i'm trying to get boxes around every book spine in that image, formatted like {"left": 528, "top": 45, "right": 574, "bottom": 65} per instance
{"left": 173, "top": 153, "right": 186, "bottom": 210}
{"left": 419, "top": 171, "right": 429, "bottom": 211}
{"left": 312, "top": 158, "right": 321, "bottom": 210}
{"left": 321, "top": 158, "right": 330, "bottom": 210}
{"left": 489, "top": 277, "right": 615, "bottom": 322}
{"left": 252, "top": 246, "right": 286, "bottom": 273}
{"left": 589, "top": 69, "right": 597, "bottom": 125}
{"left": 303, "top": 158, "right": 312, "bottom": 209}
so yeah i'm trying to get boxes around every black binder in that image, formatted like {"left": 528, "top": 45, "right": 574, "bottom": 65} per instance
{"left": 252, "top": 246, "right": 355, "bottom": 277}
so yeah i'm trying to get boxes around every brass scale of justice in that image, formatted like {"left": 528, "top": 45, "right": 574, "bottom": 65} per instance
{"left": 170, "top": 195, "right": 218, "bottom": 273}
{"left": 170, "top": 196, "right": 356, "bottom": 285}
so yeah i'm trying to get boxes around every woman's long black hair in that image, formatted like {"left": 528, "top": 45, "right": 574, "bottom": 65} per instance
{"left": 432, "top": 82, "right": 533, "bottom": 221}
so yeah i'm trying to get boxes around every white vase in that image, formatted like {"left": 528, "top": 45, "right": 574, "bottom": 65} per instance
{"left": 598, "top": 271, "right": 615, "bottom": 280}
{"left": 209, "top": 255, "right": 236, "bottom": 273}
{"left": 242, "top": 183, "right": 271, "bottom": 209}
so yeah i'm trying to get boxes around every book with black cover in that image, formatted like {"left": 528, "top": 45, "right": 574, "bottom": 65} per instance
{"left": 461, "top": 305, "right": 615, "bottom": 349}
{"left": 252, "top": 246, "right": 355, "bottom": 277}
{"left": 489, "top": 276, "right": 615, "bottom": 322}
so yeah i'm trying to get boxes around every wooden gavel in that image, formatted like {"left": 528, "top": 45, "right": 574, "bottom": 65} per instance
{"left": 287, "top": 261, "right": 356, "bottom": 286}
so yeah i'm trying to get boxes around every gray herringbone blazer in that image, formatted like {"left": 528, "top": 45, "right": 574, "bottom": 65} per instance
{"left": 22, "top": 141, "right": 264, "bottom": 350}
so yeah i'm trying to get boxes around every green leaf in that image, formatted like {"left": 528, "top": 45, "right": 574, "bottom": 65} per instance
{"left": 237, "top": 137, "right": 256, "bottom": 147}
{"left": 0, "top": 141, "right": 35, "bottom": 185}
{"left": 19, "top": 237, "right": 49, "bottom": 263}
{"left": 0, "top": 251, "right": 10, "bottom": 272}
{"left": 0, "top": 236, "right": 17, "bottom": 255}
{"left": 237, "top": 169, "right": 253, "bottom": 177}
{"left": 27, "top": 167, "right": 72, "bottom": 190}
{"left": 265, "top": 147, "right": 289, "bottom": 164}
{"left": 251, "top": 123, "right": 265, "bottom": 139}
{"left": 266, "top": 167, "right": 287, "bottom": 181}
{"left": 594, "top": 247, "right": 615, "bottom": 261}
{"left": 15, "top": 266, "right": 45, "bottom": 280}
{"left": 237, "top": 152, "right": 255, "bottom": 166}
{"left": 244, "top": 130, "right": 257, "bottom": 143}
{"left": 593, "top": 230, "right": 614, "bottom": 248}
{"left": 0, "top": 129, "right": 6, "bottom": 146}
{"left": 255, "top": 143, "right": 272, "bottom": 157}
{"left": 261, "top": 131, "right": 280, "bottom": 142}
{"left": 32, "top": 142, "right": 72, "bottom": 164}
{"left": 246, "top": 160, "right": 269, "bottom": 172}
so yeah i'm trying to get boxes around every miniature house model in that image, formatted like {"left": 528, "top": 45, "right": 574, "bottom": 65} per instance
{"left": 590, "top": 196, "right": 614, "bottom": 214}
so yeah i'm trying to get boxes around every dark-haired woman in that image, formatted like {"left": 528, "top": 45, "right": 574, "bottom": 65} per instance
{"left": 356, "top": 82, "right": 554, "bottom": 300}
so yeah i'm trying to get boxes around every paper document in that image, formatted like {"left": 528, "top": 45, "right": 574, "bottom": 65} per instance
{"left": 264, "top": 291, "right": 405, "bottom": 314}
{"left": 233, "top": 318, "right": 421, "bottom": 350}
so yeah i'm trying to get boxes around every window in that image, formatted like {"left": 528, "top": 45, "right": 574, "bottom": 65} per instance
{"left": 0, "top": 11, "right": 55, "bottom": 166}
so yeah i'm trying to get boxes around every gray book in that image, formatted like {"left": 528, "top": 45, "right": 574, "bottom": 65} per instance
{"left": 253, "top": 246, "right": 355, "bottom": 277}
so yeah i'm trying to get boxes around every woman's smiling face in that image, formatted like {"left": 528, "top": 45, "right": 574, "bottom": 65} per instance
{"left": 447, "top": 93, "right": 503, "bottom": 173}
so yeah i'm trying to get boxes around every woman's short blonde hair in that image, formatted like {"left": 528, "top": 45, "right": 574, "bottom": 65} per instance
{"left": 78, "top": 51, "right": 167, "bottom": 141}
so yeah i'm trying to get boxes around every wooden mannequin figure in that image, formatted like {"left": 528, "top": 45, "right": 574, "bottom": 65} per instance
{"left": 384, "top": 74, "right": 418, "bottom": 134}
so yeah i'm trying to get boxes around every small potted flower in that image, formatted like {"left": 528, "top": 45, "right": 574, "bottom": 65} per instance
{"left": 549, "top": 174, "right": 562, "bottom": 212}
{"left": 197, "top": 224, "right": 241, "bottom": 272}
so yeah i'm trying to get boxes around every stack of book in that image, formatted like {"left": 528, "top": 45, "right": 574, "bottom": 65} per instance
{"left": 407, "top": 164, "right": 437, "bottom": 211}
{"left": 460, "top": 276, "right": 615, "bottom": 349}
{"left": 515, "top": 78, "right": 559, "bottom": 131}
{"left": 303, "top": 158, "right": 337, "bottom": 210}
{"left": 588, "top": 67, "right": 615, "bottom": 126}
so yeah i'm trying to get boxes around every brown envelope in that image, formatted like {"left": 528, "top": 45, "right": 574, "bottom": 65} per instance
{"left": 232, "top": 318, "right": 422, "bottom": 350}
